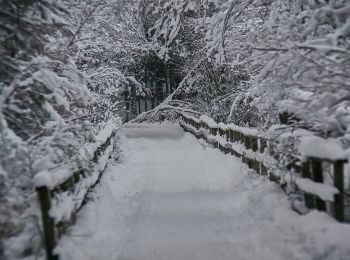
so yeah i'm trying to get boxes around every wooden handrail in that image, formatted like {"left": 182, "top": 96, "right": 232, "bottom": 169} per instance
{"left": 179, "top": 113, "right": 348, "bottom": 223}
{"left": 36, "top": 130, "right": 116, "bottom": 260}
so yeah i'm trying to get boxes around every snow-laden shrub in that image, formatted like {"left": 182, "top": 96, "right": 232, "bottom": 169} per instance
{"left": 0, "top": 0, "right": 127, "bottom": 258}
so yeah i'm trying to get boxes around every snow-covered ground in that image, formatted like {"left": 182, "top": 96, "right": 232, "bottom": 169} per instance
{"left": 56, "top": 124, "right": 350, "bottom": 260}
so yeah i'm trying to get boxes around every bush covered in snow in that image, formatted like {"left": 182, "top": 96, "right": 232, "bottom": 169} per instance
{"left": 0, "top": 0, "right": 141, "bottom": 258}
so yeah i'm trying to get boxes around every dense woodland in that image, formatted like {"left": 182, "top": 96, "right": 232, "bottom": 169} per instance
{"left": 1, "top": 0, "right": 350, "bottom": 259}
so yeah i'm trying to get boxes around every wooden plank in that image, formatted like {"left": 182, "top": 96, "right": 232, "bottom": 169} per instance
{"left": 307, "top": 156, "right": 347, "bottom": 164}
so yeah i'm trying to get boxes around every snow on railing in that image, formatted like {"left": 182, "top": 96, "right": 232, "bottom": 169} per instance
{"left": 181, "top": 113, "right": 273, "bottom": 174}
{"left": 35, "top": 124, "right": 117, "bottom": 260}
{"left": 180, "top": 113, "right": 348, "bottom": 223}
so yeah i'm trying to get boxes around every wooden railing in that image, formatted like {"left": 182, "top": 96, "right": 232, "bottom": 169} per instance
{"left": 180, "top": 113, "right": 348, "bottom": 223}
{"left": 299, "top": 157, "right": 346, "bottom": 222}
{"left": 35, "top": 129, "right": 116, "bottom": 260}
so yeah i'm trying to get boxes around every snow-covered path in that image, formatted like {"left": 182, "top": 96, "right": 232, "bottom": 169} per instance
{"left": 57, "top": 124, "right": 350, "bottom": 260}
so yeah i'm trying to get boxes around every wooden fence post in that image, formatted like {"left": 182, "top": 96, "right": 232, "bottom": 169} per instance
{"left": 236, "top": 132, "right": 240, "bottom": 143}
{"left": 260, "top": 163, "right": 268, "bottom": 175}
{"left": 301, "top": 161, "right": 315, "bottom": 209}
{"left": 244, "top": 135, "right": 251, "bottom": 150}
{"left": 239, "top": 133, "right": 244, "bottom": 144}
{"left": 333, "top": 161, "right": 345, "bottom": 222}
{"left": 36, "top": 187, "right": 58, "bottom": 260}
{"left": 248, "top": 158, "right": 253, "bottom": 169}
{"left": 260, "top": 139, "right": 267, "bottom": 153}
{"left": 253, "top": 159, "right": 260, "bottom": 173}
{"left": 229, "top": 130, "right": 233, "bottom": 142}
{"left": 225, "top": 130, "right": 230, "bottom": 142}
{"left": 311, "top": 160, "right": 326, "bottom": 211}
{"left": 252, "top": 137, "right": 258, "bottom": 152}
{"left": 242, "top": 154, "right": 246, "bottom": 164}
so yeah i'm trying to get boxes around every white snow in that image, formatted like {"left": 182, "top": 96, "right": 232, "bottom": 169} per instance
{"left": 199, "top": 115, "right": 217, "bottom": 128}
{"left": 56, "top": 124, "right": 350, "bottom": 260}
{"left": 80, "top": 121, "right": 115, "bottom": 161}
{"left": 296, "top": 178, "right": 339, "bottom": 202}
{"left": 34, "top": 168, "right": 72, "bottom": 190}
{"left": 180, "top": 118, "right": 277, "bottom": 167}
{"left": 34, "top": 123, "right": 115, "bottom": 189}
{"left": 188, "top": 113, "right": 262, "bottom": 138}
{"left": 49, "top": 142, "right": 114, "bottom": 224}
{"left": 298, "top": 136, "right": 347, "bottom": 161}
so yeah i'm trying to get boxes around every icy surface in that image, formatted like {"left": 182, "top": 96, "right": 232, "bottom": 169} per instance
{"left": 56, "top": 124, "right": 350, "bottom": 260}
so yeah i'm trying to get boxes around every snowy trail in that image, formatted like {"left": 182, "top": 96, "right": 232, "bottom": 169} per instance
{"left": 57, "top": 124, "right": 350, "bottom": 260}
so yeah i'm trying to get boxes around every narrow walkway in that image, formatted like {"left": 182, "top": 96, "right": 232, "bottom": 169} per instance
{"left": 57, "top": 124, "right": 350, "bottom": 260}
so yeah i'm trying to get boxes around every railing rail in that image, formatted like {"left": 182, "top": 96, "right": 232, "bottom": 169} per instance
{"left": 35, "top": 129, "right": 116, "bottom": 260}
{"left": 180, "top": 113, "right": 348, "bottom": 223}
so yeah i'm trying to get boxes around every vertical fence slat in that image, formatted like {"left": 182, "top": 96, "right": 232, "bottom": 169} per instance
{"left": 311, "top": 160, "right": 326, "bottom": 211}
{"left": 301, "top": 161, "right": 316, "bottom": 209}
{"left": 260, "top": 138, "right": 267, "bottom": 153}
{"left": 334, "top": 161, "right": 345, "bottom": 222}
{"left": 244, "top": 135, "right": 251, "bottom": 150}
{"left": 252, "top": 137, "right": 258, "bottom": 152}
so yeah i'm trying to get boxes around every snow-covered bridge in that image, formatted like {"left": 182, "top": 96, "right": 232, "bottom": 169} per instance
{"left": 55, "top": 124, "right": 350, "bottom": 260}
